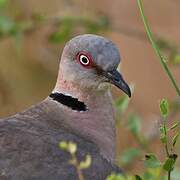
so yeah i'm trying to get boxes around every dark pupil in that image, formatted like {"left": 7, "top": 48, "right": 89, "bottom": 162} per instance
{"left": 82, "top": 57, "right": 88, "bottom": 64}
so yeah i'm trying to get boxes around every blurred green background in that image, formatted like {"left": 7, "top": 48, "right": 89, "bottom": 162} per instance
{"left": 0, "top": 0, "right": 179, "bottom": 178}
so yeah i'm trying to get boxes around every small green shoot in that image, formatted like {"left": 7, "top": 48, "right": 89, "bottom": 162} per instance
{"left": 59, "top": 141, "right": 92, "bottom": 180}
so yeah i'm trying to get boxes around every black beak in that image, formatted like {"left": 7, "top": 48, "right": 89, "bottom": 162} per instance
{"left": 104, "top": 70, "right": 131, "bottom": 97}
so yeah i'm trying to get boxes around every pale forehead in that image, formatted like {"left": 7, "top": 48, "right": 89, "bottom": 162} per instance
{"left": 63, "top": 34, "right": 121, "bottom": 71}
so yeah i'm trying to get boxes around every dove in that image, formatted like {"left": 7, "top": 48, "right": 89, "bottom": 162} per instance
{"left": 0, "top": 34, "right": 131, "bottom": 180}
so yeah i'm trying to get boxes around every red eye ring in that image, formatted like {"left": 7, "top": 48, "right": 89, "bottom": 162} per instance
{"left": 77, "top": 52, "right": 93, "bottom": 68}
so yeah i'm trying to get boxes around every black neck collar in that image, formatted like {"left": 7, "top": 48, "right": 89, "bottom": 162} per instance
{"left": 49, "top": 92, "right": 88, "bottom": 112}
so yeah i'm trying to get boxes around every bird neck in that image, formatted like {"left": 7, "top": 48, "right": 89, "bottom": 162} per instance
{"left": 54, "top": 77, "right": 96, "bottom": 103}
{"left": 53, "top": 79, "right": 116, "bottom": 162}
{"left": 49, "top": 92, "right": 88, "bottom": 111}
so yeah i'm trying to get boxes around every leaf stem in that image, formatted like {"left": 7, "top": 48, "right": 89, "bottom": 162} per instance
{"left": 168, "top": 170, "right": 171, "bottom": 180}
{"left": 163, "top": 123, "right": 170, "bottom": 157}
{"left": 162, "top": 117, "right": 171, "bottom": 180}
{"left": 71, "top": 154, "right": 84, "bottom": 180}
{"left": 137, "top": 0, "right": 180, "bottom": 96}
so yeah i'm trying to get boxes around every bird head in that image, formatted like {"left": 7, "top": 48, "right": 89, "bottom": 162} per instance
{"left": 58, "top": 34, "right": 131, "bottom": 97}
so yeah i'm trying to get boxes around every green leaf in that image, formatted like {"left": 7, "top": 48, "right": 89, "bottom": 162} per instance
{"left": 0, "top": 0, "right": 7, "bottom": 9}
{"left": 84, "top": 16, "right": 109, "bottom": 33}
{"left": 127, "top": 114, "right": 141, "bottom": 136}
{"left": 173, "top": 54, "right": 180, "bottom": 65}
{"left": 120, "top": 148, "right": 141, "bottom": 165}
{"left": 159, "top": 99, "right": 169, "bottom": 118}
{"left": 49, "top": 28, "right": 71, "bottom": 43}
{"left": 170, "top": 121, "right": 180, "bottom": 130}
{"left": 68, "top": 141, "right": 77, "bottom": 154}
{"left": 106, "top": 173, "right": 125, "bottom": 180}
{"left": 115, "top": 95, "right": 130, "bottom": 114}
{"left": 59, "top": 141, "right": 68, "bottom": 150}
{"left": 163, "top": 155, "right": 177, "bottom": 171}
{"left": 135, "top": 175, "right": 142, "bottom": 180}
{"left": 79, "top": 154, "right": 92, "bottom": 169}
{"left": 143, "top": 167, "right": 165, "bottom": 180}
{"left": 159, "top": 126, "right": 167, "bottom": 144}
{"left": 144, "top": 154, "right": 161, "bottom": 168}
{"left": 49, "top": 18, "right": 72, "bottom": 44}
{"left": 0, "top": 16, "right": 14, "bottom": 35}
{"left": 172, "top": 132, "right": 180, "bottom": 147}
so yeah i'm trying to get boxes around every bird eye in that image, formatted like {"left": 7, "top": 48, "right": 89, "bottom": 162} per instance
{"left": 79, "top": 55, "right": 90, "bottom": 65}
{"left": 77, "top": 52, "right": 93, "bottom": 68}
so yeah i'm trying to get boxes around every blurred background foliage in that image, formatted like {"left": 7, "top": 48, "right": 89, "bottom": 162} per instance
{"left": 0, "top": 0, "right": 179, "bottom": 178}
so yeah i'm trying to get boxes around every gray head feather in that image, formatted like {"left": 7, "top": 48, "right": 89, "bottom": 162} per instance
{"left": 58, "top": 34, "right": 121, "bottom": 90}
{"left": 62, "top": 34, "right": 120, "bottom": 71}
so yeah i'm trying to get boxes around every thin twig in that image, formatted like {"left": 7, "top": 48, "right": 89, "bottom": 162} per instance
{"left": 137, "top": 0, "right": 180, "bottom": 96}
{"left": 71, "top": 154, "right": 84, "bottom": 180}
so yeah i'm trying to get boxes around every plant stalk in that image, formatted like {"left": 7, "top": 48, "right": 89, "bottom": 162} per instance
{"left": 71, "top": 154, "right": 84, "bottom": 180}
{"left": 137, "top": 0, "right": 180, "bottom": 96}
